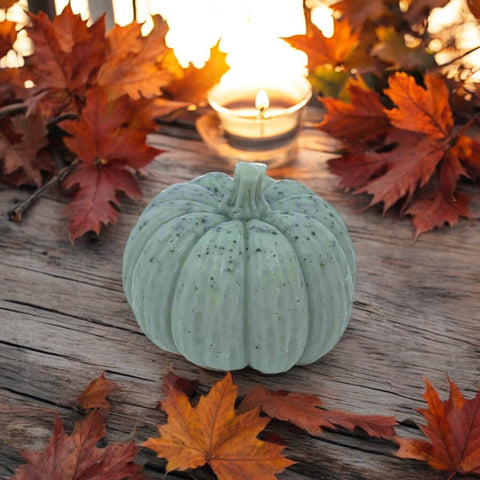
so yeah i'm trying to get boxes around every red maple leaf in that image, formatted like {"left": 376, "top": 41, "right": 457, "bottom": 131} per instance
{"left": 319, "top": 79, "right": 390, "bottom": 141}
{"left": 239, "top": 385, "right": 397, "bottom": 439}
{"left": 396, "top": 377, "right": 480, "bottom": 478}
{"left": 61, "top": 86, "right": 160, "bottom": 241}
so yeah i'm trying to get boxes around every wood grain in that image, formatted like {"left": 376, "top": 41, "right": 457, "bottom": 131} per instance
{"left": 1, "top": 113, "right": 479, "bottom": 479}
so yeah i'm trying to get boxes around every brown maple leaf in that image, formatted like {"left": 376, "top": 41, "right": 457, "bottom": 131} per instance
{"left": 77, "top": 371, "right": 118, "bottom": 413}
{"left": 0, "top": 19, "right": 17, "bottom": 58}
{"left": 396, "top": 377, "right": 480, "bottom": 477}
{"left": 26, "top": 5, "right": 106, "bottom": 118}
{"left": 287, "top": 14, "right": 359, "bottom": 71}
{"left": 0, "top": 113, "right": 52, "bottom": 187}
{"left": 144, "top": 372, "right": 295, "bottom": 480}
{"left": 239, "top": 385, "right": 397, "bottom": 439}
{"left": 97, "top": 16, "right": 173, "bottom": 100}
{"left": 61, "top": 86, "right": 160, "bottom": 241}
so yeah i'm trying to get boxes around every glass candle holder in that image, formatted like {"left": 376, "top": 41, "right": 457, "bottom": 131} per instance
{"left": 207, "top": 76, "right": 312, "bottom": 158}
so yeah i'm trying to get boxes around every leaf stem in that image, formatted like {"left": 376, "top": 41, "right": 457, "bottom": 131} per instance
{"left": 8, "top": 158, "right": 80, "bottom": 222}
{"left": 0, "top": 102, "right": 27, "bottom": 119}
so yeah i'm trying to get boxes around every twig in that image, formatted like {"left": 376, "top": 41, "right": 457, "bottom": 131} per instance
{"left": 8, "top": 158, "right": 80, "bottom": 222}
{"left": 435, "top": 45, "right": 480, "bottom": 70}
{"left": 0, "top": 102, "right": 27, "bottom": 119}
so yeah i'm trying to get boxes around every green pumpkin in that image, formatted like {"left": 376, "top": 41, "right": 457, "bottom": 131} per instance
{"left": 123, "top": 162, "right": 355, "bottom": 374}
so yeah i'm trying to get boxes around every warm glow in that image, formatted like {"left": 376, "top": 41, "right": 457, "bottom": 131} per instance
{"left": 112, "top": 0, "right": 134, "bottom": 26}
{"left": 311, "top": 4, "right": 334, "bottom": 38}
{"left": 154, "top": 0, "right": 307, "bottom": 73}
{"left": 255, "top": 90, "right": 269, "bottom": 112}
{"left": 54, "top": 0, "right": 90, "bottom": 20}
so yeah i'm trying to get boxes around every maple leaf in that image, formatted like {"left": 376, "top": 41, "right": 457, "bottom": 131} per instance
{"left": 0, "top": 0, "right": 16, "bottom": 8}
{"left": 161, "top": 369, "right": 198, "bottom": 397}
{"left": 0, "top": 113, "right": 52, "bottom": 187}
{"left": 239, "top": 385, "right": 397, "bottom": 439}
{"left": 371, "top": 26, "right": 436, "bottom": 70}
{"left": 12, "top": 410, "right": 144, "bottom": 480}
{"left": 144, "top": 372, "right": 295, "bottom": 480}
{"left": 0, "top": 19, "right": 17, "bottom": 58}
{"left": 161, "top": 43, "right": 229, "bottom": 106}
{"left": 77, "top": 371, "right": 118, "bottom": 413}
{"left": 355, "top": 130, "right": 446, "bottom": 212}
{"left": 61, "top": 86, "right": 160, "bottom": 241}
{"left": 406, "top": 189, "right": 472, "bottom": 239}
{"left": 333, "top": 0, "right": 388, "bottom": 28}
{"left": 26, "top": 5, "right": 106, "bottom": 117}
{"left": 97, "top": 16, "right": 173, "bottom": 100}
{"left": 395, "top": 377, "right": 480, "bottom": 477}
{"left": 287, "top": 15, "right": 359, "bottom": 70}
{"left": 319, "top": 79, "right": 390, "bottom": 141}
{"left": 384, "top": 71, "right": 453, "bottom": 140}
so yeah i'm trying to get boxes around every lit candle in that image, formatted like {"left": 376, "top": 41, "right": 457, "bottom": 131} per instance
{"left": 208, "top": 77, "right": 311, "bottom": 151}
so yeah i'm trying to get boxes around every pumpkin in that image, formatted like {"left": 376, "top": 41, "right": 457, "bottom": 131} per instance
{"left": 123, "top": 162, "right": 355, "bottom": 374}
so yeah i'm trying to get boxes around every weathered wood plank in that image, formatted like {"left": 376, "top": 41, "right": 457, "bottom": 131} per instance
{"left": 1, "top": 117, "right": 480, "bottom": 479}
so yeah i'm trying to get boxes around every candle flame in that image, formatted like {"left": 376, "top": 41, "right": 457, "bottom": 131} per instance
{"left": 255, "top": 90, "right": 270, "bottom": 112}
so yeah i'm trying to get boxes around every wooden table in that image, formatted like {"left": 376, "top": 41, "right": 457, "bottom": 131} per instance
{"left": 1, "top": 109, "right": 480, "bottom": 479}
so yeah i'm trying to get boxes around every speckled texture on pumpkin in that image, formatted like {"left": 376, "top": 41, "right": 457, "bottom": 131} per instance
{"left": 123, "top": 162, "right": 356, "bottom": 374}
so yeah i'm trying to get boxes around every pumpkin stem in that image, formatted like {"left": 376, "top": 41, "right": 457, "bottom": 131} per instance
{"left": 219, "top": 162, "right": 271, "bottom": 220}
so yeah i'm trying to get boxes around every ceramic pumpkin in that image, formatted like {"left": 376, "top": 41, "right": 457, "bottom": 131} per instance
{"left": 123, "top": 162, "right": 355, "bottom": 373}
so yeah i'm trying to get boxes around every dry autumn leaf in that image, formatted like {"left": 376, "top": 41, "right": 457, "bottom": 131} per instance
{"left": 77, "top": 371, "right": 118, "bottom": 413}
{"left": 11, "top": 373, "right": 144, "bottom": 480}
{"left": 0, "top": 113, "right": 52, "bottom": 187}
{"left": 61, "top": 86, "right": 160, "bottom": 241}
{"left": 239, "top": 385, "right": 397, "bottom": 439}
{"left": 396, "top": 377, "right": 480, "bottom": 478}
{"left": 97, "top": 16, "right": 173, "bottom": 100}
{"left": 287, "top": 14, "right": 359, "bottom": 70}
{"left": 26, "top": 5, "right": 106, "bottom": 118}
{"left": 144, "top": 372, "right": 295, "bottom": 480}
{"left": 0, "top": 18, "right": 17, "bottom": 58}
{"left": 322, "top": 72, "right": 479, "bottom": 237}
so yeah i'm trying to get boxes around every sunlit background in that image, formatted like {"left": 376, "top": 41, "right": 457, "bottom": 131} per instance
{"left": 1, "top": 0, "right": 480, "bottom": 83}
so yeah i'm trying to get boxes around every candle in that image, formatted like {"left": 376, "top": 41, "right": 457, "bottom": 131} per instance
{"left": 208, "top": 76, "right": 312, "bottom": 152}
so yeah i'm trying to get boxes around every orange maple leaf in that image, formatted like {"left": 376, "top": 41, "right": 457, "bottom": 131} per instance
{"left": 384, "top": 71, "right": 453, "bottom": 140}
{"left": 287, "top": 14, "right": 359, "bottom": 70}
{"left": 0, "top": 19, "right": 17, "bottom": 58}
{"left": 239, "top": 385, "right": 397, "bottom": 439}
{"left": 396, "top": 377, "right": 480, "bottom": 478}
{"left": 144, "top": 372, "right": 295, "bottom": 480}
{"left": 161, "top": 43, "right": 229, "bottom": 106}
